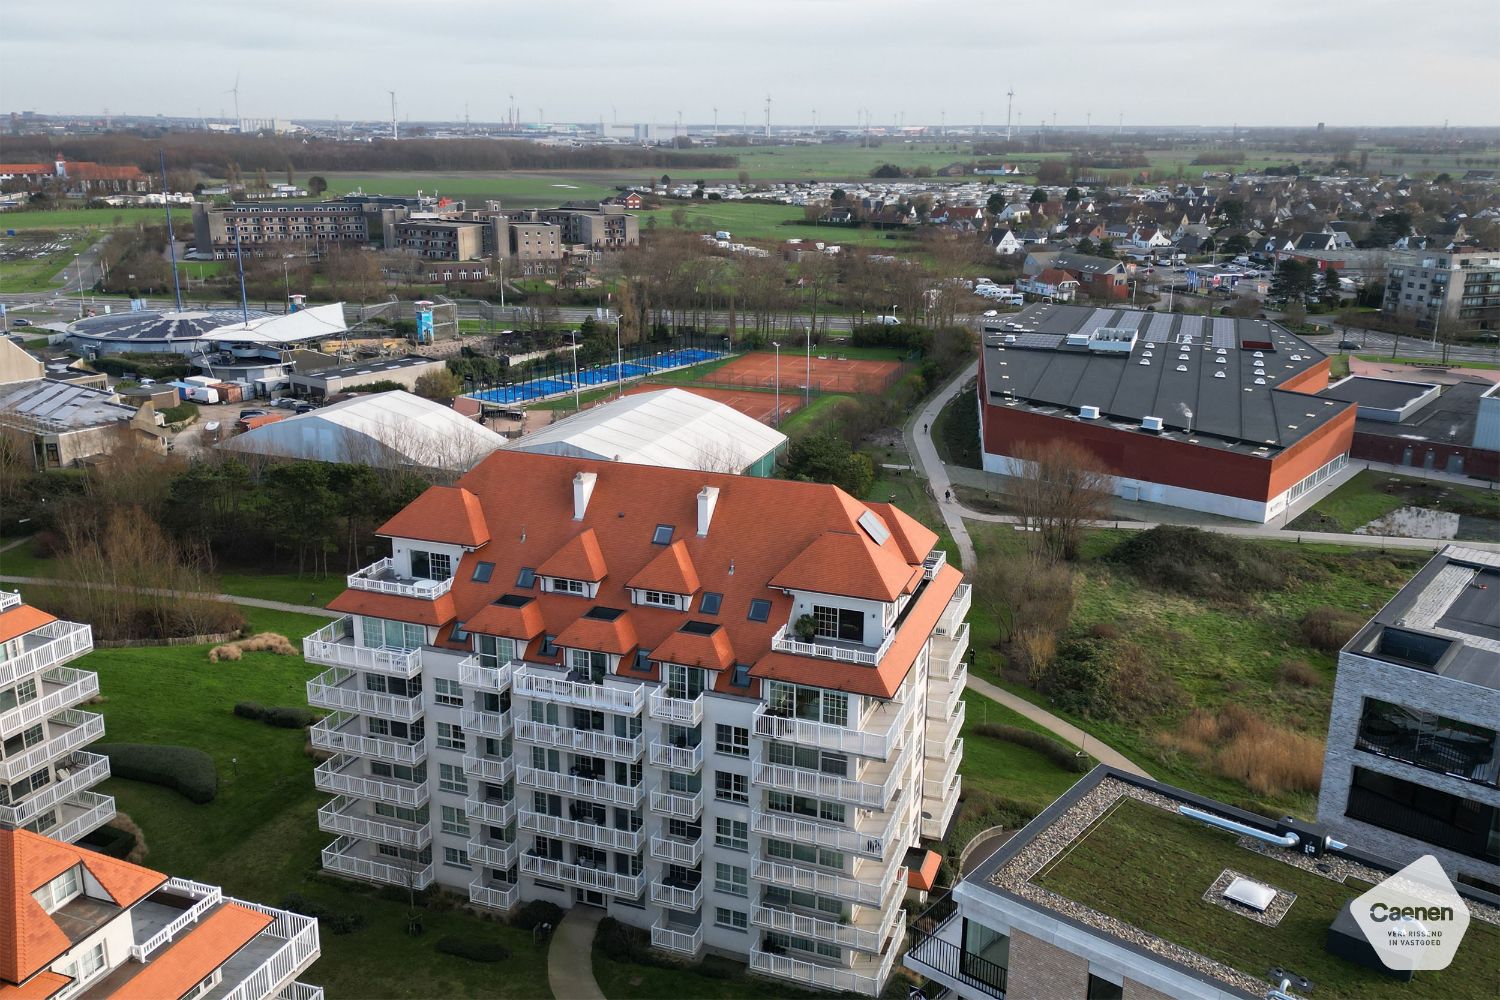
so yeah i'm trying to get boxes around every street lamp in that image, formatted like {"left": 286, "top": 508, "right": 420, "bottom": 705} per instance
{"left": 804, "top": 324, "right": 812, "bottom": 408}
{"left": 74, "top": 254, "right": 84, "bottom": 318}
{"left": 771, "top": 341, "right": 781, "bottom": 426}
{"left": 615, "top": 313, "right": 623, "bottom": 399}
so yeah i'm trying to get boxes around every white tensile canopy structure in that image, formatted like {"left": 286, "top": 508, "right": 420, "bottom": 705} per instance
{"left": 218, "top": 390, "right": 504, "bottom": 471}
{"left": 507, "top": 388, "right": 787, "bottom": 475}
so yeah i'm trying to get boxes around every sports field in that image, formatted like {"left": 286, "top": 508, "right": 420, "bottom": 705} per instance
{"left": 709, "top": 351, "right": 904, "bottom": 394}
{"left": 624, "top": 382, "right": 800, "bottom": 424}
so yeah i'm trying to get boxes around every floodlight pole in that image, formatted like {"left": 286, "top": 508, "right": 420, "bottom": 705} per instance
{"left": 772, "top": 341, "right": 781, "bottom": 426}
{"left": 804, "top": 326, "right": 811, "bottom": 408}
{"left": 616, "top": 314, "right": 624, "bottom": 399}
{"left": 160, "top": 150, "right": 183, "bottom": 311}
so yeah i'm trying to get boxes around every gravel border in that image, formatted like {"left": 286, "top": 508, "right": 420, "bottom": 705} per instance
{"left": 1203, "top": 868, "right": 1297, "bottom": 927}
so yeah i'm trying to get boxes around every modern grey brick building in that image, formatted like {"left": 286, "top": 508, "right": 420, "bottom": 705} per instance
{"left": 1316, "top": 544, "right": 1500, "bottom": 892}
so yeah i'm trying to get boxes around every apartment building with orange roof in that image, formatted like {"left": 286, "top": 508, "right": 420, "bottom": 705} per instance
{"left": 304, "top": 450, "right": 969, "bottom": 996}
{"left": 0, "top": 827, "right": 320, "bottom": 1000}
{"left": 1, "top": 593, "right": 113, "bottom": 846}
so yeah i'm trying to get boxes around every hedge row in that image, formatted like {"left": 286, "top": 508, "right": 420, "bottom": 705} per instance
{"left": 436, "top": 935, "right": 511, "bottom": 963}
{"left": 973, "top": 723, "right": 1089, "bottom": 773}
{"left": 510, "top": 899, "right": 563, "bottom": 932}
{"left": 80, "top": 824, "right": 136, "bottom": 859}
{"left": 279, "top": 892, "right": 366, "bottom": 935}
{"left": 95, "top": 743, "right": 217, "bottom": 803}
{"left": 234, "top": 702, "right": 317, "bottom": 729}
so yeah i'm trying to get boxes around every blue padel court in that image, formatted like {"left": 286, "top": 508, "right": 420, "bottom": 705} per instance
{"left": 467, "top": 348, "right": 724, "bottom": 405}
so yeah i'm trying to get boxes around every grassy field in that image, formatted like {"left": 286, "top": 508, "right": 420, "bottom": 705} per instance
{"left": 1355, "top": 353, "right": 1500, "bottom": 370}
{"left": 0, "top": 231, "right": 93, "bottom": 293}
{"left": 1036, "top": 798, "right": 1500, "bottom": 1000}
{"left": 0, "top": 206, "right": 177, "bottom": 231}
{"left": 637, "top": 200, "right": 919, "bottom": 248}
{"left": 1289, "top": 470, "right": 1500, "bottom": 540}
{"left": 81, "top": 605, "right": 554, "bottom": 999}
{"left": 966, "top": 524, "right": 1428, "bottom": 815}
{"left": 314, "top": 171, "right": 619, "bottom": 206}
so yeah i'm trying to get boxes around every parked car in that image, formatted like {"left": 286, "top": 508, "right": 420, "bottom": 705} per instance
{"left": 12, "top": 318, "right": 32, "bottom": 327}
{"left": 294, "top": 402, "right": 315, "bottom": 414}
{"left": 1338, "top": 339, "right": 1362, "bottom": 350}
{"left": 872, "top": 315, "right": 901, "bottom": 326}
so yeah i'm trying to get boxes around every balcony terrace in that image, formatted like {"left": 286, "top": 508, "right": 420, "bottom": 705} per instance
{"left": 752, "top": 693, "right": 913, "bottom": 761}
{"left": 520, "top": 854, "right": 645, "bottom": 897}
{"left": 0, "top": 620, "right": 92, "bottom": 689}
{"left": 648, "top": 833, "right": 703, "bottom": 866}
{"left": 649, "top": 876, "right": 703, "bottom": 912}
{"left": 468, "top": 877, "right": 519, "bottom": 912}
{"left": 309, "top": 712, "right": 425, "bottom": 766}
{"left": 0, "top": 708, "right": 104, "bottom": 783}
{"left": 306, "top": 666, "right": 422, "bottom": 722}
{"left": 462, "top": 751, "right": 515, "bottom": 784}
{"left": 0, "top": 667, "right": 99, "bottom": 739}
{"left": 40, "top": 790, "right": 114, "bottom": 844}
{"left": 321, "top": 835, "right": 434, "bottom": 889}
{"left": 513, "top": 665, "right": 645, "bottom": 715}
{"left": 647, "top": 689, "right": 704, "bottom": 727}
{"left": 467, "top": 834, "right": 518, "bottom": 869}
{"left": 347, "top": 557, "right": 454, "bottom": 600}
{"left": 750, "top": 803, "right": 902, "bottom": 862}
{"left": 313, "top": 754, "right": 428, "bottom": 808}
{"left": 648, "top": 740, "right": 703, "bottom": 773}
{"left": 460, "top": 707, "right": 512, "bottom": 740}
{"left": 464, "top": 793, "right": 519, "bottom": 828}
{"left": 0, "top": 751, "right": 109, "bottom": 829}
{"left": 752, "top": 896, "right": 904, "bottom": 956}
{"left": 648, "top": 785, "right": 705, "bottom": 821}
{"left": 457, "top": 657, "right": 515, "bottom": 694}
{"left": 749, "top": 940, "right": 897, "bottom": 998}
{"left": 519, "top": 809, "right": 645, "bottom": 853}
{"left": 513, "top": 719, "right": 642, "bottom": 761}
{"left": 769, "top": 624, "right": 895, "bottom": 668}
{"left": 651, "top": 914, "right": 703, "bottom": 956}
{"left": 316, "top": 795, "right": 430, "bottom": 848}
{"left": 517, "top": 765, "right": 645, "bottom": 809}
{"left": 302, "top": 617, "right": 421, "bottom": 678}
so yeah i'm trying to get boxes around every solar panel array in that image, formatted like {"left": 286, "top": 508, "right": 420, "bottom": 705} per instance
{"left": 1112, "top": 311, "right": 1145, "bottom": 333}
{"left": 1211, "top": 317, "right": 1238, "bottom": 350}
{"left": 1145, "top": 313, "right": 1177, "bottom": 344}
{"left": 1175, "top": 315, "right": 1205, "bottom": 345}
{"left": 1016, "top": 333, "right": 1065, "bottom": 350}
{"left": 1083, "top": 308, "right": 1118, "bottom": 334}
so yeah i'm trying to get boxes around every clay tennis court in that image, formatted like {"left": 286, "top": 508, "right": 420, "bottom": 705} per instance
{"left": 708, "top": 352, "right": 904, "bottom": 394}
{"left": 625, "top": 383, "right": 802, "bottom": 424}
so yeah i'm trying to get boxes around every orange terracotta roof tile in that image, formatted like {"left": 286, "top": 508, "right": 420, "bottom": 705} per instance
{"left": 625, "top": 540, "right": 700, "bottom": 595}
{"left": 0, "top": 971, "right": 70, "bottom": 999}
{"left": 106, "top": 904, "right": 272, "bottom": 1000}
{"left": 463, "top": 596, "right": 545, "bottom": 640}
{"left": 0, "top": 606, "right": 57, "bottom": 646}
{"left": 378, "top": 485, "right": 489, "bottom": 547}
{"left": 327, "top": 589, "right": 455, "bottom": 627}
{"left": 554, "top": 610, "right": 638, "bottom": 657}
{"left": 865, "top": 503, "right": 939, "bottom": 566}
{"left": 536, "top": 528, "right": 608, "bottom": 582}
{"left": 752, "top": 564, "right": 961, "bottom": 699}
{"left": 650, "top": 625, "right": 734, "bottom": 671}
{"left": 0, "top": 829, "right": 167, "bottom": 985}
{"left": 906, "top": 850, "right": 942, "bottom": 892}
{"left": 769, "top": 531, "right": 919, "bottom": 602}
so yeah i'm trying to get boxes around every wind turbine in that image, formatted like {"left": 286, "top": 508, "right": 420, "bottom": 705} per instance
{"left": 225, "top": 73, "right": 241, "bottom": 130}
{"left": 1005, "top": 86, "right": 1014, "bottom": 141}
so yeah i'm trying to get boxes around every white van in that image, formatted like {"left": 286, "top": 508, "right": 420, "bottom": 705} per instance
{"left": 873, "top": 315, "right": 901, "bottom": 326}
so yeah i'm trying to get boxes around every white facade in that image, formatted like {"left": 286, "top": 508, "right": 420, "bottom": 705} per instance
{"left": 0, "top": 590, "right": 114, "bottom": 844}
{"left": 306, "top": 551, "right": 968, "bottom": 997}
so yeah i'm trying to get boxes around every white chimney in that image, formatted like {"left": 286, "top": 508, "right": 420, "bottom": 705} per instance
{"left": 573, "top": 471, "right": 597, "bottom": 521}
{"left": 697, "top": 486, "right": 720, "bottom": 537}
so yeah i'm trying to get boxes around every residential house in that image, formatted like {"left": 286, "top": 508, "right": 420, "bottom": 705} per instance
{"left": 987, "top": 229, "right": 1024, "bottom": 256}
{"left": 1017, "top": 268, "right": 1080, "bottom": 302}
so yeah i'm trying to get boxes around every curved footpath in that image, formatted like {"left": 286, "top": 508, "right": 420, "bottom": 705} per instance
{"left": 548, "top": 907, "right": 606, "bottom": 1000}
{"left": 0, "top": 575, "right": 336, "bottom": 618}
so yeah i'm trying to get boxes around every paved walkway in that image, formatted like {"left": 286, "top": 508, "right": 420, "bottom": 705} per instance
{"left": 548, "top": 906, "right": 605, "bottom": 1000}
{"left": 965, "top": 673, "right": 1151, "bottom": 778}
{"left": 0, "top": 575, "right": 337, "bottom": 617}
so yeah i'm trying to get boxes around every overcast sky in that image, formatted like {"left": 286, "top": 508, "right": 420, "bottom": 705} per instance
{"left": 3, "top": 0, "right": 1497, "bottom": 128}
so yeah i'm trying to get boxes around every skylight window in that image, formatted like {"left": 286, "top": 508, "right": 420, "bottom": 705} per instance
{"left": 747, "top": 599, "right": 771, "bottom": 623}
{"left": 652, "top": 524, "right": 674, "bottom": 546}
{"left": 857, "top": 510, "right": 890, "bottom": 546}
{"left": 472, "top": 561, "right": 494, "bottom": 583}
{"left": 451, "top": 621, "right": 469, "bottom": 642}
{"left": 730, "top": 663, "right": 752, "bottom": 688}
{"left": 516, "top": 567, "right": 536, "bottom": 589}
{"left": 699, "top": 592, "right": 723, "bottom": 615}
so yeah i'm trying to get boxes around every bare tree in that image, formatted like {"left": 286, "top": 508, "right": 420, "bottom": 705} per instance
{"left": 1010, "top": 440, "right": 1116, "bottom": 561}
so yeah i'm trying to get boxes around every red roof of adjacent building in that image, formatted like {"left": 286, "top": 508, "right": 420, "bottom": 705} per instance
{"left": 0, "top": 606, "right": 56, "bottom": 646}
{"left": 377, "top": 486, "right": 488, "bottom": 547}
{"left": 104, "top": 904, "right": 271, "bottom": 1000}
{"left": 333, "top": 451, "right": 958, "bottom": 699}
{"left": 327, "top": 589, "right": 456, "bottom": 627}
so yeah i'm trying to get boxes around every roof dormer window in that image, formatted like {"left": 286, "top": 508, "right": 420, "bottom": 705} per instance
{"left": 640, "top": 590, "right": 682, "bottom": 610}
{"left": 33, "top": 864, "right": 83, "bottom": 914}
{"left": 547, "top": 577, "right": 588, "bottom": 596}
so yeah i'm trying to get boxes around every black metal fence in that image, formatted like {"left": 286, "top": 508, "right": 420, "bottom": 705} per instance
{"left": 905, "top": 893, "right": 1008, "bottom": 999}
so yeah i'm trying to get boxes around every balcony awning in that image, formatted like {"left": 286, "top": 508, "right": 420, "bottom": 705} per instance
{"left": 0, "top": 604, "right": 56, "bottom": 645}
{"left": 906, "top": 849, "right": 942, "bottom": 892}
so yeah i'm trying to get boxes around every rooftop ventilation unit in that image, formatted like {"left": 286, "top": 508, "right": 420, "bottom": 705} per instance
{"left": 1079, "top": 405, "right": 1100, "bottom": 420}
{"left": 1178, "top": 354, "right": 1190, "bottom": 361}
{"left": 1290, "top": 354, "right": 1303, "bottom": 361}
{"left": 1141, "top": 415, "right": 1163, "bottom": 432}
{"left": 1065, "top": 331, "right": 1091, "bottom": 347}
{"left": 1224, "top": 877, "right": 1277, "bottom": 913}
{"left": 1217, "top": 348, "right": 1227, "bottom": 356}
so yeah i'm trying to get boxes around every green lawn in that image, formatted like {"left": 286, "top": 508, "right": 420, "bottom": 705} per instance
{"left": 591, "top": 951, "right": 843, "bottom": 1000}
{"left": 315, "top": 171, "right": 619, "bottom": 206}
{"left": 1036, "top": 798, "right": 1500, "bottom": 1000}
{"left": 778, "top": 393, "right": 852, "bottom": 435}
{"left": 1288, "top": 470, "right": 1500, "bottom": 540}
{"left": 965, "top": 524, "right": 1428, "bottom": 813}
{"left": 638, "top": 201, "right": 918, "bottom": 248}
{"left": 957, "top": 691, "right": 1089, "bottom": 810}
{"left": 0, "top": 206, "right": 177, "bottom": 230}
{"left": 0, "top": 231, "right": 93, "bottom": 293}
{"left": 1354, "top": 354, "right": 1500, "bottom": 371}
{"left": 932, "top": 378, "right": 980, "bottom": 470}
{"left": 83, "top": 605, "right": 553, "bottom": 999}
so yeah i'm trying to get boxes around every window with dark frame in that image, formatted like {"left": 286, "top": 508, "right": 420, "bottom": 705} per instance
{"left": 747, "top": 599, "right": 771, "bottom": 622}
{"left": 699, "top": 592, "right": 722, "bottom": 615}
{"left": 516, "top": 567, "right": 536, "bottom": 589}
{"left": 472, "top": 561, "right": 495, "bottom": 583}
{"left": 652, "top": 524, "right": 674, "bottom": 545}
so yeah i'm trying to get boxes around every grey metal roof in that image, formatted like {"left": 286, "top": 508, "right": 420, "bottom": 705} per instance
{"left": 67, "top": 308, "right": 273, "bottom": 343}
{"left": 980, "top": 303, "right": 1350, "bottom": 454}
{"left": 1320, "top": 375, "right": 1438, "bottom": 412}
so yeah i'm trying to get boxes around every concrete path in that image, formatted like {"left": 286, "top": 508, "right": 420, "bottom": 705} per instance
{"left": 0, "top": 576, "right": 337, "bottom": 617}
{"left": 904, "top": 361, "right": 981, "bottom": 572}
{"left": 966, "top": 673, "right": 1151, "bottom": 779}
{"left": 548, "top": 906, "right": 605, "bottom": 1000}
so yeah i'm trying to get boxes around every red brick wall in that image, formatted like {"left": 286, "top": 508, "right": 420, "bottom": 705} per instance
{"left": 1005, "top": 930, "right": 1090, "bottom": 1000}
{"left": 1350, "top": 433, "right": 1500, "bottom": 480}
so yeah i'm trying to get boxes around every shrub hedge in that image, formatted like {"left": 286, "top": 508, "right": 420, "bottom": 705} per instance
{"left": 95, "top": 743, "right": 217, "bottom": 803}
{"left": 510, "top": 899, "right": 563, "bottom": 932}
{"left": 279, "top": 892, "right": 367, "bottom": 935}
{"left": 1106, "top": 525, "right": 1290, "bottom": 601}
{"left": 436, "top": 935, "right": 511, "bottom": 963}
{"left": 234, "top": 702, "right": 317, "bottom": 729}
{"left": 79, "top": 824, "right": 136, "bottom": 859}
{"left": 973, "top": 723, "right": 1089, "bottom": 772}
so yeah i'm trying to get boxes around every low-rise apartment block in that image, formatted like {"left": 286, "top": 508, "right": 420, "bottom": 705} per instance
{"left": 536, "top": 202, "right": 639, "bottom": 250}
{"left": 1383, "top": 250, "right": 1500, "bottom": 333}
{"left": 1317, "top": 544, "right": 1500, "bottom": 890}
{"left": 0, "top": 591, "right": 114, "bottom": 845}
{"left": 304, "top": 450, "right": 967, "bottom": 996}
{"left": 1, "top": 826, "right": 321, "bottom": 999}
{"left": 907, "top": 766, "right": 1499, "bottom": 1000}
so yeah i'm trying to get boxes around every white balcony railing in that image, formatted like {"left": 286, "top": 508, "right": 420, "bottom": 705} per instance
{"left": 0, "top": 668, "right": 99, "bottom": 738}
{"left": 302, "top": 617, "right": 421, "bottom": 677}
{"left": 0, "top": 621, "right": 92, "bottom": 689}
{"left": 321, "top": 835, "right": 434, "bottom": 889}
{"left": 316, "top": 796, "right": 430, "bottom": 848}
{"left": 0, "top": 709, "right": 104, "bottom": 783}
{"left": 520, "top": 810, "right": 645, "bottom": 853}
{"left": 751, "top": 694, "right": 912, "bottom": 760}
{"left": 927, "top": 664, "right": 967, "bottom": 721}
{"left": 218, "top": 901, "right": 321, "bottom": 1000}
{"left": 313, "top": 754, "right": 428, "bottom": 808}
{"left": 310, "top": 712, "right": 425, "bottom": 766}
{"left": 649, "top": 880, "right": 703, "bottom": 911}
{"left": 0, "top": 590, "right": 19, "bottom": 613}
{"left": 922, "top": 547, "right": 948, "bottom": 581}
{"left": 769, "top": 624, "right": 895, "bottom": 667}
{"left": 651, "top": 918, "right": 703, "bottom": 956}
{"left": 468, "top": 877, "right": 519, "bottom": 912}
{"left": 467, "top": 836, "right": 518, "bottom": 869}
{"left": 276, "top": 983, "right": 325, "bottom": 1000}
{"left": 517, "top": 766, "right": 645, "bottom": 809}
{"left": 512, "top": 666, "right": 645, "bottom": 714}
{"left": 648, "top": 785, "right": 704, "bottom": 820}
{"left": 521, "top": 854, "right": 645, "bottom": 897}
{"left": 458, "top": 657, "right": 515, "bottom": 693}
{"left": 648, "top": 834, "right": 703, "bottom": 866}
{"left": 464, "top": 795, "right": 518, "bottom": 827}
{"left": 750, "top": 858, "right": 888, "bottom": 908}
{"left": 922, "top": 739, "right": 963, "bottom": 799}
{"left": 929, "top": 622, "right": 969, "bottom": 681}
{"left": 460, "top": 707, "right": 512, "bottom": 739}
{"left": 347, "top": 557, "right": 454, "bottom": 600}
{"left": 749, "top": 805, "right": 898, "bottom": 862}
{"left": 937, "top": 583, "right": 971, "bottom": 636}
{"left": 648, "top": 741, "right": 704, "bottom": 772}
{"left": 514, "top": 719, "right": 642, "bottom": 761}
{"left": 462, "top": 752, "right": 515, "bottom": 784}
{"left": 0, "top": 752, "right": 109, "bottom": 829}
{"left": 752, "top": 901, "right": 904, "bottom": 956}
{"left": 44, "top": 791, "right": 115, "bottom": 844}
{"left": 751, "top": 759, "right": 899, "bottom": 810}
{"left": 647, "top": 688, "right": 704, "bottom": 726}
{"left": 924, "top": 700, "right": 965, "bottom": 758}
{"left": 307, "top": 666, "right": 422, "bottom": 722}
{"left": 749, "top": 941, "right": 896, "bottom": 998}
{"left": 129, "top": 878, "right": 223, "bottom": 961}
